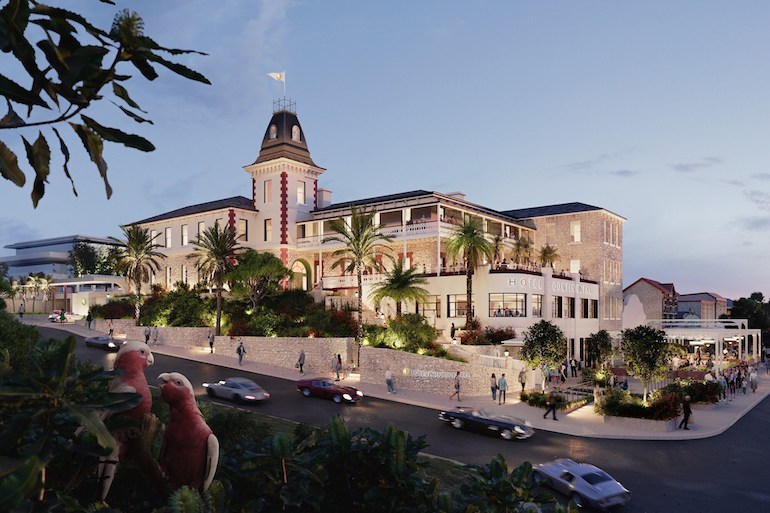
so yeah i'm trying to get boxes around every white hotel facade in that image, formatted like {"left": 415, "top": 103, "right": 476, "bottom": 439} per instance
{"left": 131, "top": 99, "right": 626, "bottom": 362}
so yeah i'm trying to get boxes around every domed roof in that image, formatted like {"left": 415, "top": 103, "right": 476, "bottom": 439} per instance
{"left": 251, "top": 101, "right": 316, "bottom": 167}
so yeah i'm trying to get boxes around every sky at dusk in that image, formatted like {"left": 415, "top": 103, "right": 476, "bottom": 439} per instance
{"left": 2, "top": 1, "right": 769, "bottom": 300}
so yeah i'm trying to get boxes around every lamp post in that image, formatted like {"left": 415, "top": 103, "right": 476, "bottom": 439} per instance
{"left": 504, "top": 349, "right": 509, "bottom": 368}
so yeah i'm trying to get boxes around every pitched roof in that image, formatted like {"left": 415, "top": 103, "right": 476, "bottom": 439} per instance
{"left": 624, "top": 277, "right": 676, "bottom": 295}
{"left": 130, "top": 196, "right": 255, "bottom": 225}
{"left": 248, "top": 108, "right": 318, "bottom": 167}
{"left": 678, "top": 292, "right": 727, "bottom": 302}
{"left": 503, "top": 202, "right": 624, "bottom": 221}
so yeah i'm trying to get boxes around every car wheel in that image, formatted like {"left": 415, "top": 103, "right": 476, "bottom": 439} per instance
{"left": 500, "top": 429, "right": 513, "bottom": 440}
{"left": 451, "top": 418, "right": 463, "bottom": 429}
{"left": 333, "top": 395, "right": 342, "bottom": 404}
{"left": 570, "top": 493, "right": 584, "bottom": 509}
{"left": 302, "top": 388, "right": 311, "bottom": 397}
{"left": 206, "top": 388, "right": 216, "bottom": 398}
{"left": 232, "top": 394, "right": 242, "bottom": 404}
{"left": 531, "top": 471, "right": 546, "bottom": 486}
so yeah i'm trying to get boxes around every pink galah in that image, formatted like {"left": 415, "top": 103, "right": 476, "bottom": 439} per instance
{"left": 158, "top": 372, "right": 219, "bottom": 492}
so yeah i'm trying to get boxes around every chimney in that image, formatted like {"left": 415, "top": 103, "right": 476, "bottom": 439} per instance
{"left": 317, "top": 188, "right": 333, "bottom": 208}
{"left": 446, "top": 191, "right": 466, "bottom": 201}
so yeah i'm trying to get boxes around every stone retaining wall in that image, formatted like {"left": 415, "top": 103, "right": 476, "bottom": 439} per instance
{"left": 603, "top": 415, "right": 677, "bottom": 432}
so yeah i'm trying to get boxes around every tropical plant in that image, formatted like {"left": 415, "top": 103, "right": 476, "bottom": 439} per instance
{"left": 620, "top": 324, "right": 671, "bottom": 403}
{"left": 369, "top": 257, "right": 429, "bottom": 318}
{"left": 25, "top": 275, "right": 39, "bottom": 312}
{"left": 585, "top": 329, "right": 614, "bottom": 368}
{"left": 0, "top": 2, "right": 209, "bottom": 206}
{"left": 511, "top": 237, "right": 533, "bottom": 265}
{"left": 188, "top": 222, "right": 241, "bottom": 335}
{"left": 446, "top": 217, "right": 495, "bottom": 327}
{"left": 538, "top": 243, "right": 560, "bottom": 268}
{"left": 492, "top": 234, "right": 504, "bottom": 263}
{"left": 69, "top": 242, "right": 101, "bottom": 276}
{"left": 110, "top": 225, "right": 167, "bottom": 325}
{"left": 226, "top": 249, "right": 292, "bottom": 311}
{"left": 521, "top": 320, "right": 567, "bottom": 390}
{"left": 37, "top": 276, "right": 51, "bottom": 313}
{"left": 323, "top": 206, "right": 394, "bottom": 364}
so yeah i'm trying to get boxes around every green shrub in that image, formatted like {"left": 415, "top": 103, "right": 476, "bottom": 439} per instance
{"left": 657, "top": 379, "right": 721, "bottom": 404}
{"left": 387, "top": 313, "right": 437, "bottom": 352}
{"left": 596, "top": 387, "right": 680, "bottom": 420}
{"left": 0, "top": 311, "right": 41, "bottom": 371}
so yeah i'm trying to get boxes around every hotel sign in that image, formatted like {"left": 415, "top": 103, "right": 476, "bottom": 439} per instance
{"left": 508, "top": 277, "right": 596, "bottom": 296}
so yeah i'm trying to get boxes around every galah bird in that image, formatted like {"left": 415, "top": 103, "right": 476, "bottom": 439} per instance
{"left": 158, "top": 372, "right": 219, "bottom": 492}
{"left": 98, "top": 340, "right": 155, "bottom": 500}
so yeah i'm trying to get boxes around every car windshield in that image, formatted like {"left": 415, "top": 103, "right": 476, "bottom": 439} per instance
{"left": 582, "top": 471, "right": 612, "bottom": 485}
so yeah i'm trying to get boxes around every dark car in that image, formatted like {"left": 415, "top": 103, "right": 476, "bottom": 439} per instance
{"left": 83, "top": 334, "right": 123, "bottom": 351}
{"left": 296, "top": 377, "right": 363, "bottom": 404}
{"left": 532, "top": 458, "right": 631, "bottom": 511}
{"left": 203, "top": 377, "right": 270, "bottom": 403}
{"left": 438, "top": 406, "right": 535, "bottom": 440}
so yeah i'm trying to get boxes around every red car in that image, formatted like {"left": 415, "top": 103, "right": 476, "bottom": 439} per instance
{"left": 296, "top": 377, "right": 364, "bottom": 404}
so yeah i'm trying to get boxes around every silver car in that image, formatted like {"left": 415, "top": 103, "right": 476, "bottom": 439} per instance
{"left": 203, "top": 377, "right": 270, "bottom": 403}
{"left": 84, "top": 335, "right": 123, "bottom": 351}
{"left": 532, "top": 458, "right": 631, "bottom": 511}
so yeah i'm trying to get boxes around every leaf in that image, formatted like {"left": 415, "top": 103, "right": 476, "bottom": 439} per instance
{"left": 23, "top": 132, "right": 51, "bottom": 208}
{"left": 146, "top": 53, "right": 211, "bottom": 85}
{"left": 112, "top": 82, "right": 146, "bottom": 112}
{"left": 70, "top": 122, "right": 112, "bottom": 198}
{"left": 0, "top": 457, "right": 41, "bottom": 512}
{"left": 0, "top": 101, "right": 24, "bottom": 128}
{"left": 0, "top": 139, "right": 26, "bottom": 187}
{"left": 130, "top": 55, "right": 158, "bottom": 81}
{"left": 114, "top": 103, "right": 154, "bottom": 124}
{"left": 63, "top": 403, "right": 117, "bottom": 454}
{"left": 82, "top": 115, "right": 155, "bottom": 152}
{"left": 0, "top": 73, "right": 49, "bottom": 108}
{"left": 52, "top": 127, "right": 78, "bottom": 197}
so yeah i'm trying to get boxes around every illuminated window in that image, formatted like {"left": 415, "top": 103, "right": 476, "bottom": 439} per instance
{"left": 488, "top": 293, "right": 526, "bottom": 317}
{"left": 165, "top": 267, "right": 172, "bottom": 287}
{"left": 182, "top": 265, "right": 188, "bottom": 284}
{"left": 264, "top": 219, "right": 272, "bottom": 242}
{"left": 447, "top": 294, "right": 472, "bottom": 318}
{"left": 570, "top": 220, "right": 581, "bottom": 243}
{"left": 238, "top": 219, "right": 248, "bottom": 242}
{"left": 566, "top": 297, "right": 576, "bottom": 318}
{"left": 552, "top": 296, "right": 563, "bottom": 318}
{"left": 532, "top": 294, "right": 542, "bottom": 317}
{"left": 297, "top": 181, "right": 306, "bottom": 205}
{"left": 181, "top": 225, "right": 188, "bottom": 246}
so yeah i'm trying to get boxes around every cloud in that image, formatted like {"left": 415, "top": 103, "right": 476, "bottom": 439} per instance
{"left": 737, "top": 215, "right": 770, "bottom": 231}
{"left": 744, "top": 190, "right": 770, "bottom": 210}
{"left": 563, "top": 153, "right": 614, "bottom": 171}
{"left": 750, "top": 173, "right": 770, "bottom": 181}
{"left": 0, "top": 218, "right": 41, "bottom": 249}
{"left": 607, "top": 169, "right": 638, "bottom": 177}
{"left": 670, "top": 157, "right": 723, "bottom": 173}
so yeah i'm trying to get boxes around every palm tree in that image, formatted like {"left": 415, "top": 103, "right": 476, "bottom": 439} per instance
{"left": 446, "top": 217, "right": 494, "bottom": 327}
{"left": 38, "top": 277, "right": 51, "bottom": 313}
{"left": 26, "top": 276, "right": 39, "bottom": 312}
{"left": 538, "top": 243, "right": 560, "bottom": 268}
{"left": 511, "top": 237, "right": 533, "bottom": 265}
{"left": 188, "top": 222, "right": 241, "bottom": 336}
{"left": 369, "top": 257, "right": 430, "bottom": 318}
{"left": 323, "top": 206, "right": 394, "bottom": 364}
{"left": 492, "top": 234, "right": 504, "bottom": 263}
{"left": 110, "top": 225, "right": 167, "bottom": 325}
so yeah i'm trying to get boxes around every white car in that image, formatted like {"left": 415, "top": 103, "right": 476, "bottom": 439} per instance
{"left": 203, "top": 377, "right": 271, "bottom": 404}
{"left": 84, "top": 335, "right": 124, "bottom": 351}
{"left": 532, "top": 458, "right": 631, "bottom": 511}
{"left": 48, "top": 309, "right": 76, "bottom": 323}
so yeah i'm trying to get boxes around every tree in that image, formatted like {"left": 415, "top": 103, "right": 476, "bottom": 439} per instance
{"left": 446, "top": 217, "right": 494, "bottom": 327}
{"left": 188, "top": 222, "right": 241, "bottom": 336}
{"left": 585, "top": 329, "right": 614, "bottom": 369}
{"left": 37, "top": 276, "right": 50, "bottom": 312}
{"left": 730, "top": 294, "right": 770, "bottom": 334}
{"left": 69, "top": 242, "right": 101, "bottom": 276}
{"left": 110, "top": 225, "right": 166, "bottom": 325}
{"left": 620, "top": 325, "right": 670, "bottom": 403}
{"left": 323, "top": 206, "right": 394, "bottom": 365}
{"left": 538, "top": 243, "right": 560, "bottom": 268}
{"left": 0, "top": 2, "right": 210, "bottom": 206}
{"left": 511, "top": 237, "right": 533, "bottom": 265}
{"left": 226, "top": 249, "right": 292, "bottom": 311}
{"left": 0, "top": 263, "right": 12, "bottom": 308}
{"left": 25, "top": 275, "right": 39, "bottom": 312}
{"left": 521, "top": 320, "right": 567, "bottom": 390}
{"left": 369, "top": 257, "right": 429, "bottom": 318}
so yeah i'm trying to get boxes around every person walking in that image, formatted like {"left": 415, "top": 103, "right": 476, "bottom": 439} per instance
{"left": 297, "top": 349, "right": 306, "bottom": 374}
{"left": 570, "top": 357, "right": 578, "bottom": 378}
{"left": 86, "top": 311, "right": 93, "bottom": 330}
{"left": 678, "top": 395, "right": 692, "bottom": 430}
{"left": 208, "top": 331, "right": 215, "bottom": 353}
{"left": 108, "top": 319, "right": 114, "bottom": 338}
{"left": 334, "top": 354, "right": 342, "bottom": 381}
{"left": 236, "top": 341, "right": 246, "bottom": 366}
{"left": 543, "top": 391, "right": 558, "bottom": 420}
{"left": 498, "top": 373, "right": 508, "bottom": 405}
{"left": 144, "top": 326, "right": 151, "bottom": 343}
{"left": 152, "top": 326, "right": 159, "bottom": 345}
{"left": 18, "top": 302, "right": 25, "bottom": 319}
{"left": 450, "top": 322, "right": 456, "bottom": 340}
{"left": 518, "top": 367, "right": 527, "bottom": 393}
{"left": 385, "top": 369, "right": 395, "bottom": 394}
{"left": 750, "top": 367, "right": 758, "bottom": 393}
{"left": 449, "top": 371, "right": 461, "bottom": 401}
{"left": 490, "top": 373, "right": 498, "bottom": 402}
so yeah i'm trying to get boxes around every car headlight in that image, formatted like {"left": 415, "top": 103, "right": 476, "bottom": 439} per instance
{"left": 356, "top": 390, "right": 364, "bottom": 397}
{"left": 107, "top": 342, "right": 116, "bottom": 348}
{"left": 244, "top": 395, "right": 256, "bottom": 401}
{"left": 343, "top": 394, "right": 353, "bottom": 401}
{"left": 514, "top": 426, "right": 526, "bottom": 434}
{"left": 202, "top": 383, "right": 210, "bottom": 388}
{"left": 218, "top": 380, "right": 226, "bottom": 385}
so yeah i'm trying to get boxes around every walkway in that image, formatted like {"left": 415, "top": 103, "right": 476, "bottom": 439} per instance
{"left": 29, "top": 317, "right": 770, "bottom": 440}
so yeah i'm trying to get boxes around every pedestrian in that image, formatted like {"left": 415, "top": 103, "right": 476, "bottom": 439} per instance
{"left": 717, "top": 372, "right": 727, "bottom": 401}
{"left": 385, "top": 369, "right": 395, "bottom": 394}
{"left": 108, "top": 319, "right": 114, "bottom": 338}
{"left": 208, "top": 331, "right": 215, "bottom": 353}
{"left": 449, "top": 371, "right": 461, "bottom": 401}
{"left": 86, "top": 311, "right": 93, "bottom": 329}
{"left": 559, "top": 362, "right": 567, "bottom": 384}
{"left": 498, "top": 373, "right": 508, "bottom": 404}
{"left": 490, "top": 373, "right": 498, "bottom": 401}
{"left": 144, "top": 326, "right": 151, "bottom": 343}
{"left": 59, "top": 310, "right": 66, "bottom": 323}
{"left": 750, "top": 367, "right": 758, "bottom": 393}
{"left": 570, "top": 357, "right": 578, "bottom": 377}
{"left": 296, "top": 349, "right": 305, "bottom": 374}
{"left": 678, "top": 395, "right": 692, "bottom": 430}
{"left": 543, "top": 391, "right": 558, "bottom": 420}
{"left": 152, "top": 326, "right": 159, "bottom": 345}
{"left": 18, "top": 302, "right": 25, "bottom": 319}
{"left": 236, "top": 341, "right": 246, "bottom": 365}
{"left": 593, "top": 383, "right": 602, "bottom": 404}
{"left": 518, "top": 367, "right": 527, "bottom": 392}
{"left": 334, "top": 354, "right": 342, "bottom": 381}
{"left": 450, "top": 322, "right": 456, "bottom": 340}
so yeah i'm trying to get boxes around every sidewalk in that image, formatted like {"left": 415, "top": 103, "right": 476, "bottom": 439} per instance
{"left": 32, "top": 318, "right": 770, "bottom": 440}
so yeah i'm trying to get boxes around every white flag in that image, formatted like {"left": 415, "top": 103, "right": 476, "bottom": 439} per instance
{"left": 267, "top": 71, "right": 285, "bottom": 82}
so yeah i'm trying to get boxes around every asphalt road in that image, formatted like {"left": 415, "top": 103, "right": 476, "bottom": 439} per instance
{"left": 47, "top": 328, "right": 770, "bottom": 513}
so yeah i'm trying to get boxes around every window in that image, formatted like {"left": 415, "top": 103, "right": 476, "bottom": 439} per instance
{"left": 264, "top": 180, "right": 272, "bottom": 203}
{"left": 545, "top": 223, "right": 556, "bottom": 244}
{"left": 297, "top": 181, "right": 306, "bottom": 205}
{"left": 532, "top": 294, "right": 542, "bottom": 318}
{"left": 570, "top": 259, "right": 580, "bottom": 274}
{"left": 419, "top": 295, "right": 441, "bottom": 318}
{"left": 566, "top": 297, "right": 576, "bottom": 318}
{"left": 238, "top": 219, "right": 248, "bottom": 242}
{"left": 591, "top": 299, "right": 598, "bottom": 319}
{"left": 488, "top": 293, "right": 526, "bottom": 317}
{"left": 570, "top": 220, "right": 581, "bottom": 243}
{"left": 552, "top": 296, "right": 563, "bottom": 318}
{"left": 581, "top": 298, "right": 590, "bottom": 318}
{"left": 447, "top": 294, "right": 473, "bottom": 318}
{"left": 182, "top": 265, "right": 188, "bottom": 284}
{"left": 181, "top": 225, "right": 188, "bottom": 246}
{"left": 164, "top": 227, "right": 172, "bottom": 248}
{"left": 197, "top": 221, "right": 205, "bottom": 239}
{"left": 264, "top": 219, "right": 272, "bottom": 242}
{"left": 297, "top": 224, "right": 306, "bottom": 239}
{"left": 150, "top": 230, "right": 157, "bottom": 245}
{"left": 165, "top": 267, "right": 172, "bottom": 287}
